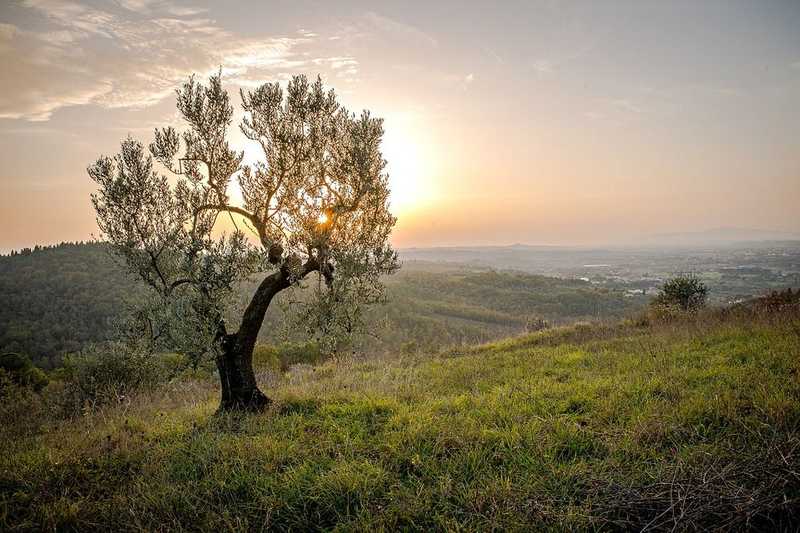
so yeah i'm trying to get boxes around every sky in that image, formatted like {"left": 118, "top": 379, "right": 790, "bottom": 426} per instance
{"left": 0, "top": 0, "right": 799, "bottom": 250}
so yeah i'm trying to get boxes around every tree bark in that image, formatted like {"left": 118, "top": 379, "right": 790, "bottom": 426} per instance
{"left": 215, "top": 259, "right": 318, "bottom": 412}
{"left": 216, "top": 335, "right": 270, "bottom": 411}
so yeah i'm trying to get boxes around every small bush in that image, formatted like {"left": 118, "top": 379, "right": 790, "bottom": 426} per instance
{"left": 0, "top": 375, "right": 49, "bottom": 439}
{"left": 653, "top": 275, "right": 708, "bottom": 311}
{"left": 253, "top": 345, "right": 282, "bottom": 373}
{"left": 400, "top": 340, "right": 419, "bottom": 355}
{"left": 0, "top": 352, "right": 49, "bottom": 391}
{"left": 753, "top": 288, "right": 800, "bottom": 312}
{"left": 277, "top": 341, "right": 326, "bottom": 369}
{"left": 524, "top": 315, "right": 551, "bottom": 333}
{"left": 253, "top": 341, "right": 329, "bottom": 372}
{"left": 61, "top": 342, "right": 165, "bottom": 411}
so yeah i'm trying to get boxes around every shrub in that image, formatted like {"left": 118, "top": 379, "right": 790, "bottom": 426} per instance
{"left": 400, "top": 340, "right": 419, "bottom": 355}
{"left": 0, "top": 375, "right": 48, "bottom": 439}
{"left": 754, "top": 288, "right": 800, "bottom": 312}
{"left": 276, "top": 341, "right": 327, "bottom": 369}
{"left": 253, "top": 345, "right": 282, "bottom": 373}
{"left": 524, "top": 315, "right": 551, "bottom": 333}
{"left": 252, "top": 341, "right": 328, "bottom": 372}
{"left": 0, "top": 352, "right": 48, "bottom": 391}
{"left": 653, "top": 275, "right": 708, "bottom": 311}
{"left": 61, "top": 342, "right": 164, "bottom": 411}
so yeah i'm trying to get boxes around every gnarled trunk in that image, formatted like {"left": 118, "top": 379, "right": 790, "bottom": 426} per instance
{"left": 214, "top": 259, "right": 317, "bottom": 412}
{"left": 215, "top": 340, "right": 270, "bottom": 411}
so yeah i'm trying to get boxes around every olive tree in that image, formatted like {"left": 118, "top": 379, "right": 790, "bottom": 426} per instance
{"left": 653, "top": 275, "right": 708, "bottom": 311}
{"left": 88, "top": 73, "right": 398, "bottom": 411}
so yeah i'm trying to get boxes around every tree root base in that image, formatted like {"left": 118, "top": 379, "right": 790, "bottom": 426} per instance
{"left": 217, "top": 388, "right": 272, "bottom": 413}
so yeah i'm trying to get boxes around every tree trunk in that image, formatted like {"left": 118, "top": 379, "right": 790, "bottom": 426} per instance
{"left": 214, "top": 260, "right": 317, "bottom": 412}
{"left": 215, "top": 334, "right": 270, "bottom": 411}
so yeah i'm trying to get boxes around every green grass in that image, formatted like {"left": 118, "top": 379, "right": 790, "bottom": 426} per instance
{"left": 2, "top": 310, "right": 800, "bottom": 531}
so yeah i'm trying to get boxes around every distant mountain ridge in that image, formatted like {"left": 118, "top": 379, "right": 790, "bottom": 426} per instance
{"left": 641, "top": 227, "right": 800, "bottom": 246}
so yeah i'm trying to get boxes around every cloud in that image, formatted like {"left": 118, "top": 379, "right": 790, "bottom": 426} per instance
{"left": 531, "top": 59, "right": 554, "bottom": 77}
{"left": 482, "top": 47, "right": 505, "bottom": 65}
{"left": 360, "top": 12, "right": 438, "bottom": 49}
{"left": 0, "top": 1, "right": 358, "bottom": 121}
{"left": 458, "top": 73, "right": 475, "bottom": 91}
{"left": 329, "top": 11, "right": 439, "bottom": 57}
{"left": 611, "top": 99, "right": 644, "bottom": 114}
{"left": 115, "top": 0, "right": 208, "bottom": 17}
{"left": 0, "top": 23, "right": 17, "bottom": 55}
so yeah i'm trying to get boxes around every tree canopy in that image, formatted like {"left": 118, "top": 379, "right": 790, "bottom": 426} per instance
{"left": 88, "top": 72, "right": 398, "bottom": 409}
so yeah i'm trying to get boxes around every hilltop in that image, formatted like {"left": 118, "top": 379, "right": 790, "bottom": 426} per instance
{"left": 2, "top": 304, "right": 798, "bottom": 531}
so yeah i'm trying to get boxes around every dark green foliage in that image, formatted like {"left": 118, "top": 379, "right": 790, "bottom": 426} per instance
{"left": 0, "top": 242, "right": 143, "bottom": 368}
{"left": 653, "top": 274, "right": 709, "bottom": 310}
{"left": 273, "top": 341, "right": 326, "bottom": 369}
{"left": 252, "top": 344, "right": 282, "bottom": 372}
{"left": 753, "top": 287, "right": 800, "bottom": 311}
{"left": 0, "top": 352, "right": 48, "bottom": 391}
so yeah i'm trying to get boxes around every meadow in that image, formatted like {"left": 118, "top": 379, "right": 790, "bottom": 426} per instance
{"left": 3, "top": 303, "right": 798, "bottom": 531}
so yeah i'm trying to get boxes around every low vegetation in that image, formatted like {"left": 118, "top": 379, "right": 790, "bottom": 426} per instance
{"left": 2, "top": 299, "right": 798, "bottom": 530}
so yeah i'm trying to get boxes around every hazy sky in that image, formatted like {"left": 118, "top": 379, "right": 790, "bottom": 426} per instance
{"left": 1, "top": 0, "right": 799, "bottom": 250}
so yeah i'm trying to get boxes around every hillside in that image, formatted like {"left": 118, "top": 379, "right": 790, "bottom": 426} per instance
{"left": 0, "top": 244, "right": 646, "bottom": 367}
{"left": 3, "top": 306, "right": 798, "bottom": 530}
{"left": 260, "top": 262, "right": 647, "bottom": 353}
{"left": 0, "top": 243, "right": 143, "bottom": 368}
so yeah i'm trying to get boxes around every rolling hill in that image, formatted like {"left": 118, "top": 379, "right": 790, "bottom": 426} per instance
{"left": 0, "top": 243, "right": 646, "bottom": 367}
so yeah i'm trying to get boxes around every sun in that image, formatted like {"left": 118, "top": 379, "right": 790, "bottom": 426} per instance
{"left": 380, "top": 114, "right": 436, "bottom": 215}
{"left": 233, "top": 112, "right": 438, "bottom": 219}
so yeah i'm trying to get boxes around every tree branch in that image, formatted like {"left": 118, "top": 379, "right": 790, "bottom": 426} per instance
{"left": 195, "top": 203, "right": 269, "bottom": 247}
{"left": 233, "top": 257, "right": 321, "bottom": 355}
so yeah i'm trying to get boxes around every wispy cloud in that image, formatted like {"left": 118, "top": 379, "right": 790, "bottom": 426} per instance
{"left": 328, "top": 11, "right": 439, "bottom": 58}
{"left": 0, "top": 23, "right": 17, "bottom": 40}
{"left": 462, "top": 73, "right": 475, "bottom": 91}
{"left": 611, "top": 99, "right": 644, "bottom": 114}
{"left": 0, "top": 1, "right": 358, "bottom": 121}
{"left": 359, "top": 12, "right": 438, "bottom": 49}
{"left": 531, "top": 59, "right": 554, "bottom": 77}
{"left": 481, "top": 47, "right": 505, "bottom": 65}
{"left": 584, "top": 111, "right": 605, "bottom": 121}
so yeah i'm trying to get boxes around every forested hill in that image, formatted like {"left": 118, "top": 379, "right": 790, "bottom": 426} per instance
{"left": 1, "top": 243, "right": 647, "bottom": 368}
{"left": 0, "top": 243, "right": 141, "bottom": 368}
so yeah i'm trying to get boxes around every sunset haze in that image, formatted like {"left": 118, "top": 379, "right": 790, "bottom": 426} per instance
{"left": 1, "top": 0, "right": 799, "bottom": 250}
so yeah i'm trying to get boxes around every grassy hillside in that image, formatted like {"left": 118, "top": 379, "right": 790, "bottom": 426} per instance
{"left": 0, "top": 244, "right": 646, "bottom": 367}
{"left": 3, "top": 307, "right": 798, "bottom": 530}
